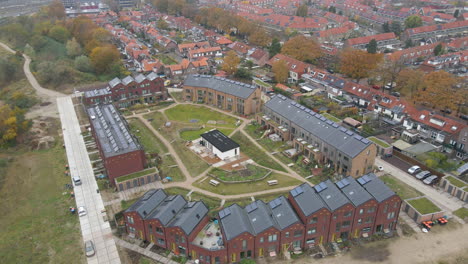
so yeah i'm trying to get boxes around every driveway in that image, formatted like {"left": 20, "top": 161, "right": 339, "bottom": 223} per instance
{"left": 58, "top": 96, "right": 121, "bottom": 264}
{"left": 376, "top": 157, "right": 464, "bottom": 212}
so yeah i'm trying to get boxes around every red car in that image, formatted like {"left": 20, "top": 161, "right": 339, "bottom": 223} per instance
{"left": 372, "top": 85, "right": 380, "bottom": 90}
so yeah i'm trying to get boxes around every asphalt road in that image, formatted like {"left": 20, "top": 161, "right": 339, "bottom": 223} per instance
{"left": 58, "top": 96, "right": 121, "bottom": 264}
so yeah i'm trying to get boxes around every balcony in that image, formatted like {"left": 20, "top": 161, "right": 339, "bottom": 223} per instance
{"left": 192, "top": 221, "right": 224, "bottom": 251}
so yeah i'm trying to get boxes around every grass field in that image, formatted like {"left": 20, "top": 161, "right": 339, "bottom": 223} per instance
{"left": 180, "top": 127, "right": 234, "bottom": 141}
{"left": 210, "top": 165, "right": 270, "bottom": 182}
{"left": 194, "top": 172, "right": 301, "bottom": 195}
{"left": 165, "top": 105, "right": 239, "bottom": 128}
{"left": 0, "top": 141, "right": 84, "bottom": 263}
{"left": 453, "top": 207, "right": 468, "bottom": 220}
{"left": 128, "top": 119, "right": 185, "bottom": 182}
{"left": 380, "top": 174, "right": 423, "bottom": 199}
{"left": 407, "top": 197, "right": 441, "bottom": 214}
{"left": 165, "top": 187, "right": 222, "bottom": 210}
{"left": 231, "top": 132, "right": 286, "bottom": 172}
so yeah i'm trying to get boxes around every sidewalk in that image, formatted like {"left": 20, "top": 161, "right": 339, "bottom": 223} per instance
{"left": 114, "top": 237, "right": 179, "bottom": 264}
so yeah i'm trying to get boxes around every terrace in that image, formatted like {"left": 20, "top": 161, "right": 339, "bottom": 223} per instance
{"left": 193, "top": 221, "right": 224, "bottom": 251}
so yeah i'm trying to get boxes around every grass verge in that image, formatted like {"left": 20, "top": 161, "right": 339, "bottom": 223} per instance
{"left": 165, "top": 187, "right": 221, "bottom": 210}
{"left": 380, "top": 174, "right": 423, "bottom": 199}
{"left": 165, "top": 104, "right": 239, "bottom": 128}
{"left": 453, "top": 207, "right": 468, "bottom": 220}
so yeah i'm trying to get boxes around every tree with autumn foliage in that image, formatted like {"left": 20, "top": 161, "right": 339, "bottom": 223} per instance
{"left": 272, "top": 60, "right": 289, "bottom": 84}
{"left": 395, "top": 69, "right": 425, "bottom": 98}
{"left": 222, "top": 51, "right": 241, "bottom": 75}
{"left": 249, "top": 29, "right": 271, "bottom": 47}
{"left": 46, "top": 0, "right": 66, "bottom": 20}
{"left": 281, "top": 35, "right": 321, "bottom": 63}
{"left": 0, "top": 105, "right": 29, "bottom": 146}
{"left": 339, "top": 49, "right": 383, "bottom": 83}
{"left": 414, "top": 71, "right": 460, "bottom": 111}
{"left": 89, "top": 45, "right": 121, "bottom": 74}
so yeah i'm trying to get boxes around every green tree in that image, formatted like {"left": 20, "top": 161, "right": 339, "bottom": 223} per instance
{"left": 433, "top": 43, "right": 444, "bottom": 56}
{"left": 157, "top": 18, "right": 169, "bottom": 30}
{"left": 268, "top": 38, "right": 282, "bottom": 57}
{"left": 404, "top": 15, "right": 422, "bottom": 29}
{"left": 49, "top": 25, "right": 71, "bottom": 43}
{"left": 74, "top": 55, "right": 93, "bottom": 72}
{"left": 454, "top": 9, "right": 459, "bottom": 18}
{"left": 366, "top": 39, "right": 377, "bottom": 54}
{"left": 234, "top": 67, "right": 252, "bottom": 79}
{"left": 296, "top": 4, "right": 308, "bottom": 17}
{"left": 382, "top": 22, "right": 390, "bottom": 33}
{"left": 405, "top": 39, "right": 414, "bottom": 48}
{"left": 153, "top": 0, "right": 169, "bottom": 13}
{"left": 66, "top": 38, "right": 82, "bottom": 57}
{"left": 329, "top": 6, "right": 336, "bottom": 13}
{"left": 390, "top": 21, "right": 402, "bottom": 36}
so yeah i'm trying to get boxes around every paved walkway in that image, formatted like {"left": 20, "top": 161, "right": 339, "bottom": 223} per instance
{"left": 376, "top": 157, "right": 464, "bottom": 212}
{"left": 0, "top": 41, "right": 65, "bottom": 118}
{"left": 58, "top": 96, "right": 121, "bottom": 264}
{"left": 114, "top": 237, "right": 178, "bottom": 264}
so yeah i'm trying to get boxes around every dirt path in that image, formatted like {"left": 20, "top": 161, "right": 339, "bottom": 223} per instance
{"left": 297, "top": 224, "right": 468, "bottom": 264}
{"left": 0, "top": 41, "right": 65, "bottom": 119}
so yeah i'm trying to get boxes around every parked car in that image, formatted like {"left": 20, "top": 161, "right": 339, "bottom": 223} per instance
{"left": 372, "top": 85, "right": 380, "bottom": 90}
{"left": 84, "top": 240, "right": 95, "bottom": 257}
{"left": 408, "top": 165, "right": 421, "bottom": 175}
{"left": 423, "top": 175, "right": 439, "bottom": 185}
{"left": 391, "top": 91, "right": 400, "bottom": 97}
{"left": 78, "top": 206, "right": 87, "bottom": 217}
{"left": 415, "top": 171, "right": 431, "bottom": 180}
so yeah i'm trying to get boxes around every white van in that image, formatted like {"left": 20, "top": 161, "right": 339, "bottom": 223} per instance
{"left": 73, "top": 176, "right": 82, "bottom": 186}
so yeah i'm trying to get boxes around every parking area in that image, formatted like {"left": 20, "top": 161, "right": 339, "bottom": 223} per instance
{"left": 58, "top": 96, "right": 121, "bottom": 264}
{"left": 376, "top": 157, "right": 465, "bottom": 213}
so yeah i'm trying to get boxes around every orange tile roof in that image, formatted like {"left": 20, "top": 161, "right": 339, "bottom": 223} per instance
{"left": 346, "top": 32, "right": 396, "bottom": 46}
{"left": 405, "top": 20, "right": 468, "bottom": 36}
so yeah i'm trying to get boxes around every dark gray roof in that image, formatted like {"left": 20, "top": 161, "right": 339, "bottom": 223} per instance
{"left": 289, "top": 183, "right": 329, "bottom": 216}
{"left": 316, "top": 180, "right": 351, "bottom": 211}
{"left": 245, "top": 200, "right": 278, "bottom": 234}
{"left": 219, "top": 204, "right": 254, "bottom": 241}
{"left": 147, "top": 195, "right": 187, "bottom": 225}
{"left": 168, "top": 201, "right": 209, "bottom": 236}
{"left": 201, "top": 129, "right": 239, "bottom": 152}
{"left": 84, "top": 87, "right": 111, "bottom": 98}
{"left": 357, "top": 173, "right": 396, "bottom": 203}
{"left": 336, "top": 177, "right": 373, "bottom": 207}
{"left": 268, "top": 196, "right": 301, "bottom": 230}
{"left": 264, "top": 95, "right": 371, "bottom": 158}
{"left": 87, "top": 104, "right": 141, "bottom": 158}
{"left": 184, "top": 74, "right": 257, "bottom": 99}
{"left": 125, "top": 189, "right": 167, "bottom": 218}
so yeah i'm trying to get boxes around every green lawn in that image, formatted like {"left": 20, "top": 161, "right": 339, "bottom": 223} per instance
{"left": 322, "top": 113, "right": 341, "bottom": 123}
{"left": 128, "top": 119, "right": 185, "bottom": 181}
{"left": 0, "top": 141, "right": 84, "bottom": 263}
{"left": 116, "top": 168, "right": 157, "bottom": 183}
{"left": 380, "top": 174, "right": 423, "bottom": 199}
{"left": 224, "top": 198, "right": 253, "bottom": 208}
{"left": 210, "top": 164, "right": 270, "bottom": 182}
{"left": 446, "top": 176, "right": 467, "bottom": 188}
{"left": 255, "top": 191, "right": 289, "bottom": 203}
{"left": 180, "top": 127, "right": 234, "bottom": 141}
{"left": 407, "top": 197, "right": 441, "bottom": 215}
{"left": 165, "top": 187, "right": 221, "bottom": 210}
{"left": 231, "top": 132, "right": 286, "bottom": 172}
{"left": 453, "top": 207, "right": 468, "bottom": 220}
{"left": 194, "top": 172, "right": 301, "bottom": 195}
{"left": 368, "top": 137, "right": 391, "bottom": 148}
{"left": 165, "top": 104, "right": 239, "bottom": 128}
{"left": 169, "top": 92, "right": 184, "bottom": 102}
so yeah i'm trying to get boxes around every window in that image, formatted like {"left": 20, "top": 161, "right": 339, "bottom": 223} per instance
{"left": 367, "top": 207, "right": 376, "bottom": 213}
{"left": 157, "top": 238, "right": 164, "bottom": 245}
{"left": 307, "top": 228, "right": 316, "bottom": 235}
{"left": 342, "top": 221, "right": 351, "bottom": 228}
{"left": 148, "top": 224, "right": 152, "bottom": 233}
{"left": 359, "top": 209, "right": 364, "bottom": 214}
{"left": 366, "top": 216, "right": 374, "bottom": 223}
{"left": 333, "top": 215, "right": 337, "bottom": 220}
{"left": 384, "top": 204, "right": 389, "bottom": 213}
{"left": 181, "top": 236, "right": 185, "bottom": 243}
{"left": 129, "top": 226, "right": 135, "bottom": 233}
{"left": 293, "top": 240, "right": 301, "bottom": 248}
{"left": 127, "top": 216, "right": 134, "bottom": 224}
{"left": 387, "top": 212, "right": 395, "bottom": 219}
{"left": 394, "top": 202, "right": 399, "bottom": 208}
{"left": 309, "top": 217, "right": 318, "bottom": 224}
{"left": 306, "top": 238, "right": 316, "bottom": 244}
{"left": 260, "top": 237, "right": 264, "bottom": 243}
{"left": 285, "top": 232, "right": 290, "bottom": 238}
{"left": 242, "top": 240, "right": 247, "bottom": 250}
{"left": 294, "top": 230, "right": 302, "bottom": 237}
{"left": 268, "top": 234, "right": 277, "bottom": 242}
{"left": 156, "top": 227, "right": 163, "bottom": 234}
{"left": 358, "top": 218, "right": 362, "bottom": 224}
{"left": 335, "top": 222, "right": 341, "bottom": 232}
{"left": 344, "top": 211, "right": 352, "bottom": 218}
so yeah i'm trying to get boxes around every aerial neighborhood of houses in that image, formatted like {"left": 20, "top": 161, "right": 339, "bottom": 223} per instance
{"left": 11, "top": 0, "right": 467, "bottom": 263}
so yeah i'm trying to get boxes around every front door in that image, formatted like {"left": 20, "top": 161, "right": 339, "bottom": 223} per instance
{"left": 259, "top": 248, "right": 263, "bottom": 257}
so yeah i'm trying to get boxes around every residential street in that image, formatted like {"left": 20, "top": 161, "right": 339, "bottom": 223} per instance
{"left": 58, "top": 96, "right": 121, "bottom": 264}
{"left": 376, "top": 157, "right": 465, "bottom": 212}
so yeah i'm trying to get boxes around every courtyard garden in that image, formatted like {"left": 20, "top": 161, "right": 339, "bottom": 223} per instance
{"left": 209, "top": 164, "right": 271, "bottom": 182}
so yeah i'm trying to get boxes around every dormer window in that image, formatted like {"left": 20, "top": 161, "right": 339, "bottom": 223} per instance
{"left": 420, "top": 114, "right": 425, "bottom": 120}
